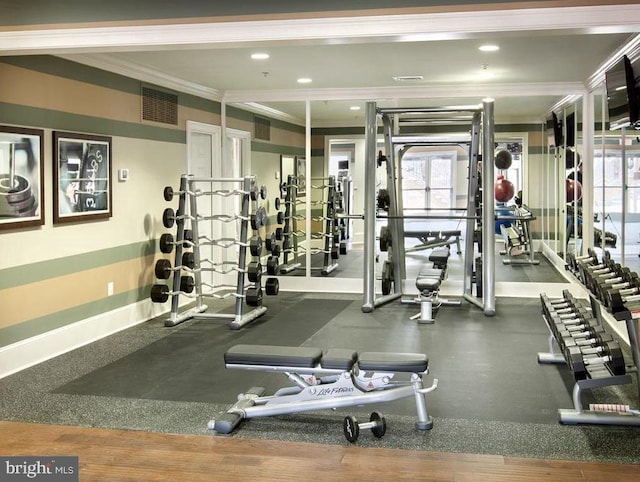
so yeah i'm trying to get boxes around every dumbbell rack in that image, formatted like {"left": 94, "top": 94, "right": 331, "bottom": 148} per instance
{"left": 538, "top": 268, "right": 640, "bottom": 426}
{"left": 310, "top": 175, "right": 345, "bottom": 275}
{"left": 280, "top": 174, "right": 303, "bottom": 274}
{"left": 155, "top": 174, "right": 277, "bottom": 330}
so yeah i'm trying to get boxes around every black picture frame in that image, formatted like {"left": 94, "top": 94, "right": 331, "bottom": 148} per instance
{"left": 0, "top": 125, "right": 45, "bottom": 231}
{"left": 53, "top": 131, "right": 112, "bottom": 224}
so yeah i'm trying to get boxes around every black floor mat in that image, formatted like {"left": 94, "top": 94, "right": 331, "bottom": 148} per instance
{"left": 54, "top": 297, "right": 352, "bottom": 402}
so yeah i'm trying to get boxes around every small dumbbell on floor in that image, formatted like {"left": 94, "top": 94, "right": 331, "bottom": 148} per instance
{"left": 343, "top": 412, "right": 386, "bottom": 443}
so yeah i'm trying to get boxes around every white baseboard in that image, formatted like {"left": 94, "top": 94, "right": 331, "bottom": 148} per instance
{"left": 0, "top": 299, "right": 168, "bottom": 380}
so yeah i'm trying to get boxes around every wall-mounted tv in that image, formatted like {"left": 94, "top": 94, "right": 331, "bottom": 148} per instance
{"left": 605, "top": 55, "right": 639, "bottom": 130}
{"left": 552, "top": 111, "right": 563, "bottom": 147}
{"left": 565, "top": 112, "right": 575, "bottom": 147}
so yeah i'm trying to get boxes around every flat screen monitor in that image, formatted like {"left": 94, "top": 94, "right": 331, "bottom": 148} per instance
{"left": 605, "top": 55, "right": 639, "bottom": 130}
{"left": 552, "top": 111, "right": 563, "bottom": 147}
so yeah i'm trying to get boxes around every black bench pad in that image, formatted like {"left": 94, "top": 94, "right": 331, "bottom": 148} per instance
{"left": 429, "top": 247, "right": 450, "bottom": 262}
{"left": 321, "top": 348, "right": 358, "bottom": 370}
{"left": 225, "top": 344, "right": 322, "bottom": 368}
{"left": 416, "top": 277, "right": 441, "bottom": 292}
{"left": 224, "top": 345, "right": 427, "bottom": 373}
{"left": 358, "top": 352, "right": 428, "bottom": 373}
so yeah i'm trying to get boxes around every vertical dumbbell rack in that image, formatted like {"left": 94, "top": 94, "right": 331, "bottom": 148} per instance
{"left": 160, "top": 174, "right": 273, "bottom": 330}
{"left": 280, "top": 174, "right": 302, "bottom": 274}
{"left": 312, "top": 175, "right": 340, "bottom": 275}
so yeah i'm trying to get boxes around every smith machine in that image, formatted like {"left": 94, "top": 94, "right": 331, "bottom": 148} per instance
{"left": 361, "top": 101, "right": 496, "bottom": 317}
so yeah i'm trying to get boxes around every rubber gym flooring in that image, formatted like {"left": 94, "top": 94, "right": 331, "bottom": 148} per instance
{"left": 1, "top": 268, "right": 639, "bottom": 464}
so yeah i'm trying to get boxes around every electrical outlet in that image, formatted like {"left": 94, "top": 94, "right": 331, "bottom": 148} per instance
{"left": 107, "top": 282, "right": 114, "bottom": 296}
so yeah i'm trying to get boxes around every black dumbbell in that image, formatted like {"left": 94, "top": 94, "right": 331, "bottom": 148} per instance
{"left": 159, "top": 233, "right": 193, "bottom": 254}
{"left": 562, "top": 332, "right": 613, "bottom": 350}
{"left": 569, "top": 248, "right": 598, "bottom": 272}
{"left": 163, "top": 186, "right": 192, "bottom": 202}
{"left": 251, "top": 207, "right": 267, "bottom": 230}
{"left": 266, "top": 256, "right": 280, "bottom": 275}
{"left": 247, "top": 236, "right": 263, "bottom": 257}
{"left": 247, "top": 261, "right": 262, "bottom": 283}
{"left": 608, "top": 289, "right": 640, "bottom": 313}
{"left": 343, "top": 412, "right": 386, "bottom": 443}
{"left": 583, "top": 260, "right": 621, "bottom": 293}
{"left": 600, "top": 272, "right": 640, "bottom": 308}
{"left": 555, "top": 324, "right": 606, "bottom": 348}
{"left": 594, "top": 267, "right": 631, "bottom": 301}
{"left": 150, "top": 276, "right": 195, "bottom": 303}
{"left": 162, "top": 207, "right": 191, "bottom": 229}
{"left": 245, "top": 285, "right": 263, "bottom": 307}
{"left": 564, "top": 341, "right": 626, "bottom": 380}
{"left": 264, "top": 277, "right": 279, "bottom": 296}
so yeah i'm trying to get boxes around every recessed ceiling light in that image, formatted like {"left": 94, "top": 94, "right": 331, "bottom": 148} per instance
{"left": 251, "top": 53, "right": 270, "bottom": 60}
{"left": 297, "top": 78, "right": 312, "bottom": 84}
{"left": 392, "top": 75, "right": 424, "bottom": 82}
{"left": 479, "top": 44, "right": 499, "bottom": 52}
{"left": 350, "top": 106, "right": 361, "bottom": 111}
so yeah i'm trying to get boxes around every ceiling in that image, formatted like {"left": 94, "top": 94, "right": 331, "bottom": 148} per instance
{"left": 6, "top": 5, "right": 638, "bottom": 126}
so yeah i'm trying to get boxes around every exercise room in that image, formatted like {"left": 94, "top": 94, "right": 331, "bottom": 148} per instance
{"left": 1, "top": 2, "right": 639, "bottom": 481}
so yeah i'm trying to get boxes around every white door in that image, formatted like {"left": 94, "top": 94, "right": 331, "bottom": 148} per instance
{"left": 187, "top": 121, "right": 221, "bottom": 290}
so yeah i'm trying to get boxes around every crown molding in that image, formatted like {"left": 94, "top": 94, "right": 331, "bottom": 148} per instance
{"left": 585, "top": 32, "right": 640, "bottom": 91}
{"left": 230, "top": 102, "right": 304, "bottom": 125}
{"left": 1, "top": 5, "right": 639, "bottom": 54}
{"left": 223, "top": 82, "right": 585, "bottom": 104}
{"left": 57, "top": 53, "right": 222, "bottom": 101}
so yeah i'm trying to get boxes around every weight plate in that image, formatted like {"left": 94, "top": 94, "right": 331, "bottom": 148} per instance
{"left": 246, "top": 286, "right": 263, "bottom": 307}
{"left": 265, "top": 277, "right": 279, "bottom": 296}
{"left": 370, "top": 412, "right": 386, "bottom": 438}
{"left": 266, "top": 256, "right": 280, "bottom": 275}
{"left": 180, "top": 275, "right": 195, "bottom": 294}
{"left": 0, "top": 173, "right": 32, "bottom": 208}
{"left": 0, "top": 194, "right": 37, "bottom": 217}
{"left": 343, "top": 416, "right": 359, "bottom": 443}
{"left": 182, "top": 252, "right": 195, "bottom": 269}
{"left": 159, "top": 233, "right": 175, "bottom": 254}
{"left": 162, "top": 208, "right": 175, "bottom": 229}
{"left": 247, "top": 261, "right": 262, "bottom": 283}
{"left": 163, "top": 186, "right": 174, "bottom": 202}
{"left": 154, "top": 259, "right": 172, "bottom": 279}
{"left": 150, "top": 284, "right": 169, "bottom": 303}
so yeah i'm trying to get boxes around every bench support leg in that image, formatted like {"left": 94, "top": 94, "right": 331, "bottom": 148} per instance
{"left": 410, "top": 293, "right": 436, "bottom": 324}
{"left": 412, "top": 374, "right": 435, "bottom": 430}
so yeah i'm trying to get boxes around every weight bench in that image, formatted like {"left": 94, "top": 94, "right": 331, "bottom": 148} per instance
{"left": 405, "top": 265, "right": 461, "bottom": 324}
{"left": 209, "top": 344, "right": 438, "bottom": 436}
{"left": 405, "top": 230, "right": 462, "bottom": 254}
{"left": 429, "top": 247, "right": 450, "bottom": 271}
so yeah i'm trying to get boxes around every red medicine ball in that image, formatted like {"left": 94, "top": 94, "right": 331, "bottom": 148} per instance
{"left": 566, "top": 179, "right": 582, "bottom": 203}
{"left": 494, "top": 175, "right": 515, "bottom": 203}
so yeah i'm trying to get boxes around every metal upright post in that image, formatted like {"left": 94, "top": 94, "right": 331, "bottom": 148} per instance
{"left": 362, "top": 102, "right": 377, "bottom": 312}
{"left": 233, "top": 176, "right": 251, "bottom": 324}
{"left": 464, "top": 113, "right": 481, "bottom": 297}
{"left": 381, "top": 113, "right": 405, "bottom": 293}
{"left": 482, "top": 99, "right": 496, "bottom": 316}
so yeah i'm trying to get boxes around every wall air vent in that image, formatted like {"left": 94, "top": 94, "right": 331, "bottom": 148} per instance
{"left": 254, "top": 116, "right": 271, "bottom": 141}
{"left": 142, "top": 87, "right": 178, "bottom": 125}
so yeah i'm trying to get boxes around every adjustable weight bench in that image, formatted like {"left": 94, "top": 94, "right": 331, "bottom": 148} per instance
{"left": 209, "top": 344, "right": 438, "bottom": 438}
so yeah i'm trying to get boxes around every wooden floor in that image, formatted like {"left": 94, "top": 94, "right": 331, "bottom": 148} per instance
{"left": 1, "top": 421, "right": 638, "bottom": 481}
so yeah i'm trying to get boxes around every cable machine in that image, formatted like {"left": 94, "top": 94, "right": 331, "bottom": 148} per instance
{"left": 362, "top": 101, "right": 496, "bottom": 316}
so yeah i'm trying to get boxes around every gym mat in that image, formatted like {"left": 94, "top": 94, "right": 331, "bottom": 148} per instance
{"left": 53, "top": 296, "right": 352, "bottom": 403}
{"left": 3, "top": 293, "right": 640, "bottom": 464}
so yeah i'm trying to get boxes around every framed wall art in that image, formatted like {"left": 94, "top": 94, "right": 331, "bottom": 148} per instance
{"left": 0, "top": 125, "right": 45, "bottom": 231}
{"left": 53, "top": 131, "right": 112, "bottom": 224}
